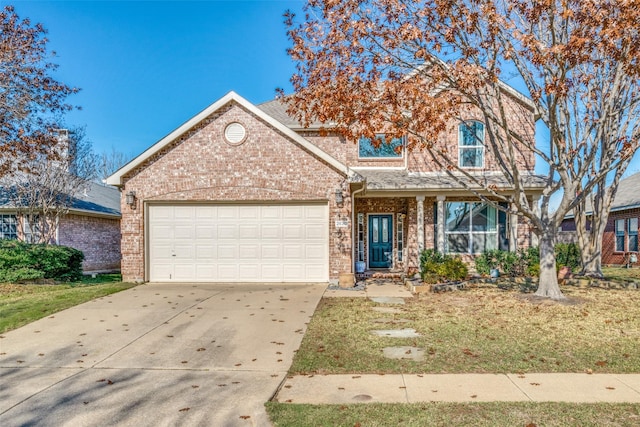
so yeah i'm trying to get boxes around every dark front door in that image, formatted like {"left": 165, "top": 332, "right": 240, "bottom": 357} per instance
{"left": 369, "top": 215, "right": 393, "bottom": 268}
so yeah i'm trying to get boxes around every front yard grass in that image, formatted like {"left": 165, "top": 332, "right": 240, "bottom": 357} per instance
{"left": 290, "top": 285, "right": 640, "bottom": 375}
{"left": 0, "top": 274, "right": 135, "bottom": 333}
{"left": 266, "top": 402, "right": 640, "bottom": 427}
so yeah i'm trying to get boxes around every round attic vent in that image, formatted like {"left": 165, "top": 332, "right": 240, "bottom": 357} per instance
{"left": 224, "top": 122, "right": 247, "bottom": 145}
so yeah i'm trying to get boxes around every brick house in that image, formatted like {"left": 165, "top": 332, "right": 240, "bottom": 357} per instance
{"left": 561, "top": 172, "right": 640, "bottom": 267}
{"left": 107, "top": 91, "right": 544, "bottom": 283}
{"left": 0, "top": 181, "right": 122, "bottom": 273}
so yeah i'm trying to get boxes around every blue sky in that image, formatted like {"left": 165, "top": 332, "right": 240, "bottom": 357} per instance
{"left": 12, "top": 0, "right": 304, "bottom": 157}
{"left": 9, "top": 0, "right": 640, "bottom": 184}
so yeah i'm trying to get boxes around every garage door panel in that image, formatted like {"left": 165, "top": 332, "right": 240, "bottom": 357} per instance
{"left": 149, "top": 204, "right": 328, "bottom": 282}
{"left": 217, "top": 244, "right": 237, "bottom": 259}
{"left": 217, "top": 264, "right": 238, "bottom": 280}
{"left": 195, "top": 244, "right": 215, "bottom": 259}
{"left": 239, "top": 206, "right": 260, "bottom": 219}
{"left": 261, "top": 264, "right": 281, "bottom": 280}
{"left": 305, "top": 244, "right": 325, "bottom": 259}
{"left": 261, "top": 206, "right": 280, "bottom": 219}
{"left": 283, "top": 206, "right": 303, "bottom": 219}
{"left": 283, "top": 224, "right": 303, "bottom": 239}
{"left": 239, "top": 264, "right": 260, "bottom": 280}
{"left": 239, "top": 224, "right": 259, "bottom": 239}
{"left": 217, "top": 225, "right": 238, "bottom": 240}
{"left": 217, "top": 206, "right": 238, "bottom": 219}
{"left": 305, "top": 224, "right": 324, "bottom": 239}
{"left": 239, "top": 244, "right": 259, "bottom": 259}
{"left": 261, "top": 245, "right": 280, "bottom": 259}
{"left": 261, "top": 225, "right": 280, "bottom": 239}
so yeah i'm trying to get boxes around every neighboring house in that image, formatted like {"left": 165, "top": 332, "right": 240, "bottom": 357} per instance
{"left": 106, "top": 91, "right": 544, "bottom": 284}
{"left": 561, "top": 171, "right": 640, "bottom": 266}
{"left": 0, "top": 181, "right": 122, "bottom": 273}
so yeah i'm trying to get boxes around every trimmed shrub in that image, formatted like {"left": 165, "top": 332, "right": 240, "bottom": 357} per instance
{"left": 420, "top": 249, "right": 468, "bottom": 283}
{"left": 0, "top": 240, "right": 84, "bottom": 283}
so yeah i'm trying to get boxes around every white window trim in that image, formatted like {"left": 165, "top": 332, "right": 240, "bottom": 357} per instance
{"left": 458, "top": 121, "right": 485, "bottom": 169}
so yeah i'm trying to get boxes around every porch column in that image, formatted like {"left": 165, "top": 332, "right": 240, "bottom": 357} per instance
{"left": 509, "top": 207, "right": 518, "bottom": 252}
{"left": 416, "top": 195, "right": 425, "bottom": 252}
{"left": 531, "top": 195, "right": 541, "bottom": 247}
{"left": 436, "top": 195, "right": 446, "bottom": 253}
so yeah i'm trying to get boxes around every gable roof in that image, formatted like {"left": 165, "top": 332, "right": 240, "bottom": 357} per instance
{"left": 0, "top": 181, "right": 121, "bottom": 218}
{"left": 106, "top": 91, "right": 352, "bottom": 186}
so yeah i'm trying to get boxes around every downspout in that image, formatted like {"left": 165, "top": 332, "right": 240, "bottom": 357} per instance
{"left": 351, "top": 181, "right": 366, "bottom": 273}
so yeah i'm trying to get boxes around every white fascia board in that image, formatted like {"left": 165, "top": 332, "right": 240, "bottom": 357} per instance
{"left": 106, "top": 91, "right": 351, "bottom": 186}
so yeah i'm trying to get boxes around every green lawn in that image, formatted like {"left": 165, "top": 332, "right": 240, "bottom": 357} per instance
{"left": 0, "top": 274, "right": 135, "bottom": 334}
{"left": 266, "top": 402, "right": 640, "bottom": 427}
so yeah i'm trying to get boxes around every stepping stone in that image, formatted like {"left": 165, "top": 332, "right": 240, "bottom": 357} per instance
{"left": 370, "top": 297, "right": 405, "bottom": 305}
{"left": 372, "top": 307, "right": 403, "bottom": 314}
{"left": 371, "top": 318, "right": 410, "bottom": 324}
{"left": 371, "top": 328, "right": 421, "bottom": 338}
{"left": 383, "top": 346, "right": 425, "bottom": 361}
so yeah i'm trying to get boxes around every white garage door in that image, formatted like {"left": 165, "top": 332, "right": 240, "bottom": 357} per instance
{"left": 148, "top": 204, "right": 328, "bottom": 282}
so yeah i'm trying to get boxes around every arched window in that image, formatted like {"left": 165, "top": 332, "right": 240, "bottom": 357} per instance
{"left": 458, "top": 121, "right": 484, "bottom": 168}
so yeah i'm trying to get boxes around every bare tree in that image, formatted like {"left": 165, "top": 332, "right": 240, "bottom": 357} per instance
{"left": 2, "top": 127, "right": 97, "bottom": 243}
{"left": 97, "top": 147, "right": 132, "bottom": 182}
{"left": 0, "top": 5, "right": 78, "bottom": 178}
{"left": 282, "top": 0, "right": 640, "bottom": 299}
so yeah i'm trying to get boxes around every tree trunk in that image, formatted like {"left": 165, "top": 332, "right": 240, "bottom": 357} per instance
{"left": 535, "top": 232, "right": 566, "bottom": 300}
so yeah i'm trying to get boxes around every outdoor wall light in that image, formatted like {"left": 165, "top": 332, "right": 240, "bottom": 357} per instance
{"left": 335, "top": 188, "right": 344, "bottom": 207}
{"left": 125, "top": 191, "right": 137, "bottom": 209}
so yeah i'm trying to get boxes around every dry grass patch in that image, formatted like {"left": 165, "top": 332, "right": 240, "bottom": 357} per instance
{"left": 266, "top": 402, "right": 640, "bottom": 427}
{"left": 290, "top": 285, "right": 640, "bottom": 374}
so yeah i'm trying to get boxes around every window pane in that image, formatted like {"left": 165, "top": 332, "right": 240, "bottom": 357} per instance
{"left": 472, "top": 232, "right": 498, "bottom": 253}
{"left": 629, "top": 218, "right": 638, "bottom": 252}
{"left": 382, "top": 218, "right": 389, "bottom": 243}
{"left": 471, "top": 203, "right": 497, "bottom": 231}
{"left": 447, "top": 233, "right": 469, "bottom": 253}
{"left": 615, "top": 219, "right": 625, "bottom": 251}
{"left": 459, "top": 122, "right": 484, "bottom": 146}
{"left": 446, "top": 202, "right": 471, "bottom": 232}
{"left": 0, "top": 214, "right": 17, "bottom": 240}
{"left": 359, "top": 135, "right": 403, "bottom": 158}
{"left": 460, "top": 147, "right": 483, "bottom": 167}
{"left": 372, "top": 218, "right": 378, "bottom": 243}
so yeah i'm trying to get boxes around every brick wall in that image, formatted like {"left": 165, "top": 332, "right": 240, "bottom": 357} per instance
{"left": 120, "top": 102, "right": 350, "bottom": 282}
{"left": 603, "top": 208, "right": 640, "bottom": 266}
{"left": 58, "top": 214, "right": 121, "bottom": 272}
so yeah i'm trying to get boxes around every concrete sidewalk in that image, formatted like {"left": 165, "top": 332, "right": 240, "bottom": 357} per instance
{"left": 275, "top": 373, "right": 640, "bottom": 404}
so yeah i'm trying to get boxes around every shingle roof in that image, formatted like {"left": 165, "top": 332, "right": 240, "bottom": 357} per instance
{"left": 0, "top": 181, "right": 121, "bottom": 218}
{"left": 257, "top": 98, "right": 329, "bottom": 129}
{"left": 586, "top": 171, "right": 640, "bottom": 213}
{"left": 353, "top": 169, "right": 546, "bottom": 193}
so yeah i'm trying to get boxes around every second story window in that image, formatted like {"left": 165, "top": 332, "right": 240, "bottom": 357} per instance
{"left": 459, "top": 121, "right": 484, "bottom": 168}
{"left": 358, "top": 134, "right": 403, "bottom": 159}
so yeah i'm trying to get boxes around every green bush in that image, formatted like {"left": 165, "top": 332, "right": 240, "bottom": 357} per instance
{"left": 475, "top": 244, "right": 581, "bottom": 278}
{"left": 555, "top": 242, "right": 581, "bottom": 270}
{"left": 0, "top": 240, "right": 84, "bottom": 283}
{"left": 420, "top": 249, "right": 468, "bottom": 283}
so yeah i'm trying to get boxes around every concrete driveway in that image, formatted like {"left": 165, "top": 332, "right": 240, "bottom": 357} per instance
{"left": 0, "top": 282, "right": 326, "bottom": 426}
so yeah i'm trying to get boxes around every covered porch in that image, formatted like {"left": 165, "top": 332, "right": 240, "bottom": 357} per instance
{"left": 350, "top": 170, "right": 545, "bottom": 276}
